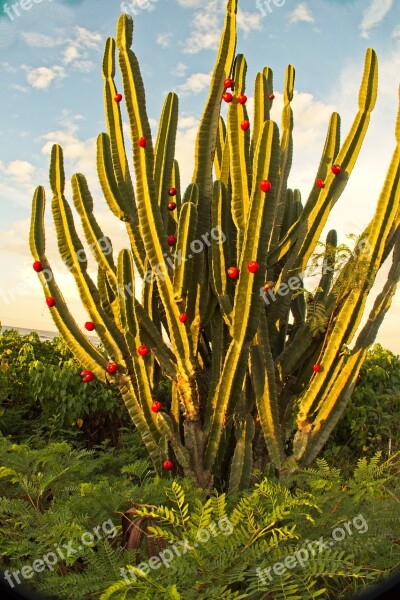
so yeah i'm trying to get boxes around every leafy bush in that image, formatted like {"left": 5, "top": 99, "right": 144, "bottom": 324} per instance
{"left": 324, "top": 344, "right": 400, "bottom": 469}
{"left": 0, "top": 330, "right": 128, "bottom": 445}
{"left": 1, "top": 432, "right": 399, "bottom": 600}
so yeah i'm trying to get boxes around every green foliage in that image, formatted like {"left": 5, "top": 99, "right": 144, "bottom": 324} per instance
{"left": 0, "top": 329, "right": 127, "bottom": 445}
{"left": 325, "top": 344, "right": 400, "bottom": 467}
{"left": 98, "top": 454, "right": 400, "bottom": 600}
{"left": 1, "top": 422, "right": 399, "bottom": 599}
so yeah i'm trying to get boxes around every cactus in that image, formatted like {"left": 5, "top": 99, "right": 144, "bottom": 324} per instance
{"left": 30, "top": 0, "right": 400, "bottom": 490}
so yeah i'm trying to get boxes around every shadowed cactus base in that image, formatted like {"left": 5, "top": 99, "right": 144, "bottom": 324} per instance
{"left": 30, "top": 0, "right": 400, "bottom": 491}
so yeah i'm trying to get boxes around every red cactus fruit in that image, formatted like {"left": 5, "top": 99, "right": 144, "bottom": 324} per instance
{"left": 248, "top": 261, "right": 259, "bottom": 273}
{"left": 167, "top": 235, "right": 177, "bottom": 246}
{"left": 224, "top": 78, "right": 233, "bottom": 88}
{"left": 137, "top": 345, "right": 149, "bottom": 357}
{"left": 85, "top": 321, "right": 95, "bottom": 331}
{"left": 331, "top": 164, "right": 342, "bottom": 175}
{"left": 106, "top": 362, "right": 119, "bottom": 374}
{"left": 222, "top": 92, "right": 233, "bottom": 103}
{"left": 46, "top": 297, "right": 56, "bottom": 307}
{"left": 169, "top": 187, "right": 177, "bottom": 196}
{"left": 114, "top": 93, "right": 123, "bottom": 103}
{"left": 237, "top": 94, "right": 247, "bottom": 104}
{"left": 268, "top": 93, "right": 275, "bottom": 100}
{"left": 33, "top": 261, "right": 43, "bottom": 272}
{"left": 138, "top": 137, "right": 147, "bottom": 148}
{"left": 167, "top": 202, "right": 176, "bottom": 211}
{"left": 163, "top": 460, "right": 173, "bottom": 470}
{"left": 260, "top": 179, "right": 271, "bottom": 193}
{"left": 241, "top": 120, "right": 250, "bottom": 131}
{"left": 151, "top": 401, "right": 162, "bottom": 413}
{"left": 81, "top": 370, "right": 94, "bottom": 383}
{"left": 227, "top": 266, "right": 239, "bottom": 280}
{"left": 316, "top": 179, "right": 325, "bottom": 189}
{"left": 313, "top": 364, "right": 322, "bottom": 373}
{"left": 179, "top": 313, "right": 188, "bottom": 323}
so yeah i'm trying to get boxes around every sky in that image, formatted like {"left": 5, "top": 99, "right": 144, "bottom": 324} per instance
{"left": 0, "top": 0, "right": 399, "bottom": 352}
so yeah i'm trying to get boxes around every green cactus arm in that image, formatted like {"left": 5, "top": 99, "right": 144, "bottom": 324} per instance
{"left": 267, "top": 51, "right": 378, "bottom": 348}
{"left": 250, "top": 67, "right": 272, "bottom": 165}
{"left": 173, "top": 201, "right": 198, "bottom": 302}
{"left": 228, "top": 54, "right": 250, "bottom": 231}
{"left": 315, "top": 229, "right": 337, "bottom": 302}
{"left": 134, "top": 301, "right": 177, "bottom": 380}
{"left": 296, "top": 236, "right": 400, "bottom": 466}
{"left": 204, "top": 308, "right": 227, "bottom": 429}
{"left": 204, "top": 122, "right": 281, "bottom": 469}
{"left": 214, "top": 116, "right": 226, "bottom": 180}
{"left": 228, "top": 413, "right": 255, "bottom": 494}
{"left": 30, "top": 186, "right": 108, "bottom": 380}
{"left": 116, "top": 16, "right": 196, "bottom": 383}
{"left": 102, "top": 37, "right": 147, "bottom": 276}
{"left": 50, "top": 145, "right": 128, "bottom": 364}
{"left": 102, "top": 38, "right": 136, "bottom": 204}
{"left": 71, "top": 173, "right": 117, "bottom": 284}
{"left": 250, "top": 313, "right": 285, "bottom": 469}
{"left": 185, "top": 0, "right": 237, "bottom": 336}
{"left": 290, "top": 49, "right": 378, "bottom": 275}
{"left": 220, "top": 126, "right": 231, "bottom": 191}
{"left": 154, "top": 92, "right": 178, "bottom": 222}
{"left": 232, "top": 120, "right": 281, "bottom": 344}
{"left": 203, "top": 339, "right": 250, "bottom": 469}
{"left": 97, "top": 266, "right": 122, "bottom": 330}
{"left": 266, "top": 112, "right": 340, "bottom": 269}
{"left": 297, "top": 139, "right": 400, "bottom": 424}
{"left": 156, "top": 413, "right": 192, "bottom": 472}
{"left": 210, "top": 180, "right": 233, "bottom": 321}
{"left": 172, "top": 158, "right": 181, "bottom": 213}
{"left": 191, "top": 0, "right": 237, "bottom": 230}
{"left": 268, "top": 65, "right": 295, "bottom": 254}
{"left": 117, "top": 249, "right": 163, "bottom": 436}
{"left": 118, "top": 374, "right": 162, "bottom": 470}
{"left": 96, "top": 132, "right": 146, "bottom": 277}
{"left": 96, "top": 132, "right": 132, "bottom": 219}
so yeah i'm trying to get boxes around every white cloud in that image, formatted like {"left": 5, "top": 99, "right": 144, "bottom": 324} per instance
{"left": 176, "top": 0, "right": 202, "bottom": 6}
{"left": 9, "top": 83, "right": 29, "bottom": 94}
{"left": 24, "top": 65, "right": 66, "bottom": 90}
{"left": 155, "top": 33, "right": 173, "bottom": 48}
{"left": 21, "top": 32, "right": 64, "bottom": 48}
{"left": 0, "top": 160, "right": 35, "bottom": 183}
{"left": 61, "top": 26, "right": 102, "bottom": 73}
{"left": 172, "top": 62, "right": 189, "bottom": 77}
{"left": 63, "top": 45, "right": 80, "bottom": 64}
{"left": 289, "top": 3, "right": 315, "bottom": 24}
{"left": 391, "top": 24, "right": 400, "bottom": 39}
{"left": 237, "top": 9, "right": 263, "bottom": 37}
{"left": 176, "top": 72, "right": 212, "bottom": 95}
{"left": 359, "top": 0, "right": 393, "bottom": 39}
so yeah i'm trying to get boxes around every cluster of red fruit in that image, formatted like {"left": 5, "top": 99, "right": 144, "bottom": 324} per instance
{"left": 222, "top": 78, "right": 274, "bottom": 132}
{"left": 316, "top": 164, "right": 342, "bottom": 188}
{"left": 227, "top": 260, "right": 259, "bottom": 280}
{"left": 167, "top": 187, "right": 177, "bottom": 212}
